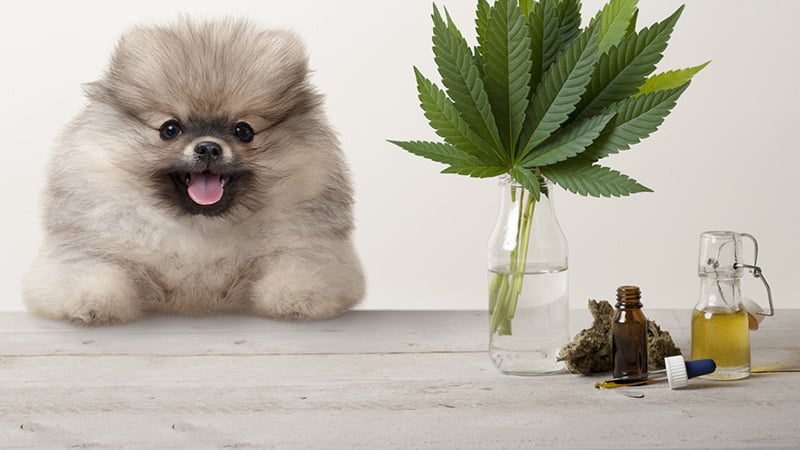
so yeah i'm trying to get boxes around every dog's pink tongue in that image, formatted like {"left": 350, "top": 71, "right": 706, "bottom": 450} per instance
{"left": 187, "top": 172, "right": 224, "bottom": 205}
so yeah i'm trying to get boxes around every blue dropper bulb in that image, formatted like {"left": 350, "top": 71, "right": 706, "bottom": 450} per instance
{"left": 686, "top": 358, "right": 716, "bottom": 378}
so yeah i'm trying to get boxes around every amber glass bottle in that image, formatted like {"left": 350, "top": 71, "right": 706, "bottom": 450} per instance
{"left": 612, "top": 286, "right": 648, "bottom": 381}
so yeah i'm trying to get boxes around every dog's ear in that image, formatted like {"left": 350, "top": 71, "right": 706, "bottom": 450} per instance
{"left": 82, "top": 81, "right": 111, "bottom": 105}
{"left": 258, "top": 29, "right": 310, "bottom": 80}
{"left": 80, "top": 24, "right": 168, "bottom": 112}
{"left": 82, "top": 81, "right": 102, "bottom": 103}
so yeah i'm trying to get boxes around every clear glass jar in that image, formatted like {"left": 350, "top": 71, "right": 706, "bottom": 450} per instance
{"left": 488, "top": 177, "right": 568, "bottom": 375}
{"left": 691, "top": 231, "right": 751, "bottom": 380}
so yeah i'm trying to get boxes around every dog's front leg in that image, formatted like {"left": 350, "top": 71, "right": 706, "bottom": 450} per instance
{"left": 249, "top": 242, "right": 365, "bottom": 321}
{"left": 22, "top": 249, "right": 144, "bottom": 326}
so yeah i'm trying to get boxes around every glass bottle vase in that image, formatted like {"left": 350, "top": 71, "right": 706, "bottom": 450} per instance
{"left": 488, "top": 177, "right": 569, "bottom": 375}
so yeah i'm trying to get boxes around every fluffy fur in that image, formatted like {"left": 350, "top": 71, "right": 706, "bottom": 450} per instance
{"left": 22, "top": 19, "right": 365, "bottom": 325}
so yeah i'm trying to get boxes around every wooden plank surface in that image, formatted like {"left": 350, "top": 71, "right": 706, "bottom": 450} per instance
{"left": 1, "top": 310, "right": 798, "bottom": 448}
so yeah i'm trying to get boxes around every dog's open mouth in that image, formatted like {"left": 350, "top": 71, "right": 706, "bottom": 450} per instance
{"left": 182, "top": 171, "right": 231, "bottom": 206}
{"left": 166, "top": 170, "right": 243, "bottom": 216}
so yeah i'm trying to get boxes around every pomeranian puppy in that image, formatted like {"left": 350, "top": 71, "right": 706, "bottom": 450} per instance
{"left": 22, "top": 19, "right": 365, "bottom": 325}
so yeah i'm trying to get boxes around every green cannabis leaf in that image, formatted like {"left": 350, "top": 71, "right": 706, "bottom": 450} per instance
{"left": 389, "top": 0, "right": 706, "bottom": 336}
{"left": 595, "top": 0, "right": 638, "bottom": 54}
{"left": 392, "top": 0, "right": 704, "bottom": 197}
{"left": 517, "top": 23, "right": 599, "bottom": 165}
{"left": 637, "top": 62, "right": 710, "bottom": 96}
{"left": 574, "top": 5, "right": 685, "bottom": 120}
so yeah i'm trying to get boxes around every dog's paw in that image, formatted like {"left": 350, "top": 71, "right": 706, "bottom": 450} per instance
{"left": 23, "top": 255, "right": 143, "bottom": 326}
{"left": 250, "top": 247, "right": 365, "bottom": 321}
{"left": 252, "top": 283, "right": 361, "bottom": 321}
{"left": 68, "top": 302, "right": 138, "bottom": 327}
{"left": 256, "top": 288, "right": 330, "bottom": 321}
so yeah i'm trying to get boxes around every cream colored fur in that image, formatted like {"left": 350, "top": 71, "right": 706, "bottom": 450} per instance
{"left": 22, "top": 19, "right": 365, "bottom": 325}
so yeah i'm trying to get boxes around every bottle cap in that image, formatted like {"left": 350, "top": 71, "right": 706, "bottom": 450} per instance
{"left": 664, "top": 355, "right": 717, "bottom": 389}
{"left": 665, "top": 355, "right": 689, "bottom": 389}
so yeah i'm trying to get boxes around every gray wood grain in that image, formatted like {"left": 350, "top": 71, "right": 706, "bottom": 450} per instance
{"left": 1, "top": 310, "right": 798, "bottom": 448}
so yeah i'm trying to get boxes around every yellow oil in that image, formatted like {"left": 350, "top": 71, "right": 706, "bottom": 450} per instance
{"left": 691, "top": 309, "right": 750, "bottom": 380}
{"left": 594, "top": 378, "right": 657, "bottom": 389}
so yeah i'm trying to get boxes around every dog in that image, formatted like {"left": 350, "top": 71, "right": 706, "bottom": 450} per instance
{"left": 22, "top": 19, "right": 365, "bottom": 325}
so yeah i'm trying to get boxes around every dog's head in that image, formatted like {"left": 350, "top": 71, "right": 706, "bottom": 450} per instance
{"left": 85, "top": 19, "right": 326, "bottom": 218}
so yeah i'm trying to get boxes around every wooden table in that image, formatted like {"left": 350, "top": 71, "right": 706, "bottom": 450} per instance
{"left": 1, "top": 310, "right": 798, "bottom": 448}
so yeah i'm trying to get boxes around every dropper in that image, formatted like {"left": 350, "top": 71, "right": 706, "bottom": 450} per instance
{"left": 595, "top": 355, "right": 716, "bottom": 389}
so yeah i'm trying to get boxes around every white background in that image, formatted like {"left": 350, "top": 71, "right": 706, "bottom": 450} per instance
{"left": 1, "top": 0, "right": 798, "bottom": 312}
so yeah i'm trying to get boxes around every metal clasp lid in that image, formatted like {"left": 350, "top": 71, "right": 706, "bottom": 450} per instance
{"left": 733, "top": 233, "right": 774, "bottom": 317}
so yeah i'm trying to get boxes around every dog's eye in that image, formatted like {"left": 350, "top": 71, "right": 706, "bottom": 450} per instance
{"left": 233, "top": 122, "right": 254, "bottom": 143}
{"left": 159, "top": 120, "right": 183, "bottom": 140}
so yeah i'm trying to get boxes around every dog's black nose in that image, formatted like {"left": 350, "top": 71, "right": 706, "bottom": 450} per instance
{"left": 194, "top": 141, "right": 223, "bottom": 163}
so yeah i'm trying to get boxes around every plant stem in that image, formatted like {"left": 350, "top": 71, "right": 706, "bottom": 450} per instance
{"left": 490, "top": 185, "right": 538, "bottom": 337}
{"left": 507, "top": 192, "right": 537, "bottom": 319}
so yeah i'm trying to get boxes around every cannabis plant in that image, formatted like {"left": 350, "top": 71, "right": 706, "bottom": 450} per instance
{"left": 390, "top": 0, "right": 706, "bottom": 336}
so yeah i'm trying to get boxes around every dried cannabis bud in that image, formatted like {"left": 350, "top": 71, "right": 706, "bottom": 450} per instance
{"left": 557, "top": 300, "right": 614, "bottom": 374}
{"left": 557, "top": 300, "right": 681, "bottom": 374}
{"left": 647, "top": 319, "right": 682, "bottom": 370}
